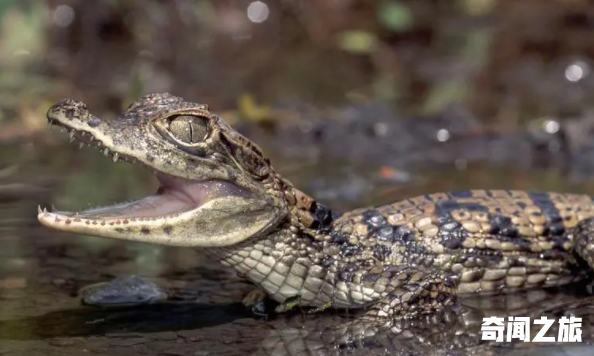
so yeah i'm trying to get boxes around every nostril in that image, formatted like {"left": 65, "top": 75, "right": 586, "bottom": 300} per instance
{"left": 87, "top": 116, "right": 101, "bottom": 127}
{"left": 46, "top": 98, "right": 90, "bottom": 122}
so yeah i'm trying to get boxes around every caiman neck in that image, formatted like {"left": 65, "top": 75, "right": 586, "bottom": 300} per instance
{"left": 207, "top": 180, "right": 337, "bottom": 305}
{"left": 208, "top": 176, "right": 336, "bottom": 259}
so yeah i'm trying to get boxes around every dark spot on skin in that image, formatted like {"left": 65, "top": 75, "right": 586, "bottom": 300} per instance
{"left": 145, "top": 154, "right": 155, "bottom": 162}
{"left": 408, "top": 294, "right": 421, "bottom": 306}
{"left": 436, "top": 200, "right": 489, "bottom": 214}
{"left": 540, "top": 249, "right": 565, "bottom": 260}
{"left": 338, "top": 263, "right": 358, "bottom": 282}
{"left": 115, "top": 227, "right": 124, "bottom": 233}
{"left": 393, "top": 225, "right": 415, "bottom": 243}
{"left": 362, "top": 210, "right": 385, "bottom": 227}
{"left": 437, "top": 293, "right": 449, "bottom": 303}
{"left": 435, "top": 216, "right": 449, "bottom": 226}
{"left": 330, "top": 230, "right": 349, "bottom": 244}
{"left": 488, "top": 215, "right": 518, "bottom": 236}
{"left": 528, "top": 192, "right": 562, "bottom": 220}
{"left": 449, "top": 191, "right": 473, "bottom": 198}
{"left": 368, "top": 215, "right": 386, "bottom": 228}
{"left": 499, "top": 226, "right": 519, "bottom": 237}
{"left": 441, "top": 235, "right": 463, "bottom": 249}
{"left": 141, "top": 227, "right": 150, "bottom": 235}
{"left": 481, "top": 254, "right": 503, "bottom": 266}
{"left": 547, "top": 214, "right": 563, "bottom": 224}
{"left": 87, "top": 117, "right": 101, "bottom": 127}
{"left": 377, "top": 226, "right": 394, "bottom": 242}
{"left": 309, "top": 201, "right": 334, "bottom": 231}
{"left": 438, "top": 216, "right": 467, "bottom": 249}
{"left": 65, "top": 108, "right": 75, "bottom": 119}
{"left": 511, "top": 237, "right": 533, "bottom": 252}
{"left": 548, "top": 223, "right": 565, "bottom": 237}
{"left": 322, "top": 256, "right": 335, "bottom": 268}
{"left": 361, "top": 273, "right": 382, "bottom": 283}
{"left": 444, "top": 277, "right": 457, "bottom": 288}
{"left": 373, "top": 244, "right": 392, "bottom": 261}
{"left": 310, "top": 240, "right": 325, "bottom": 251}
{"left": 163, "top": 225, "right": 173, "bottom": 235}
{"left": 508, "top": 258, "right": 525, "bottom": 267}
{"left": 463, "top": 203, "right": 491, "bottom": 212}
{"left": 441, "top": 221, "right": 461, "bottom": 231}
{"left": 341, "top": 244, "right": 363, "bottom": 257}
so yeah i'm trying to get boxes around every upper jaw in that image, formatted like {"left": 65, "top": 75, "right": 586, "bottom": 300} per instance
{"left": 47, "top": 100, "right": 135, "bottom": 164}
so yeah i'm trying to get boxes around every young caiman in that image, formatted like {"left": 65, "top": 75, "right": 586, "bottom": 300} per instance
{"left": 38, "top": 93, "right": 594, "bottom": 319}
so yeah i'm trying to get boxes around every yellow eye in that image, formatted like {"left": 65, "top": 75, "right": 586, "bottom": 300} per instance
{"left": 168, "top": 115, "right": 209, "bottom": 144}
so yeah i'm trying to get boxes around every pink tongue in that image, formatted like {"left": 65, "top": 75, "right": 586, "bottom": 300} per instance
{"left": 156, "top": 173, "right": 247, "bottom": 205}
{"left": 74, "top": 174, "right": 248, "bottom": 219}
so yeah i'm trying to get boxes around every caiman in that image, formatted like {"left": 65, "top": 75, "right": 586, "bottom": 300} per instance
{"left": 38, "top": 93, "right": 594, "bottom": 319}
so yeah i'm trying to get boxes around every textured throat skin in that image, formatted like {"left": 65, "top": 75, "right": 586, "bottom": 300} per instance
{"left": 38, "top": 93, "right": 594, "bottom": 319}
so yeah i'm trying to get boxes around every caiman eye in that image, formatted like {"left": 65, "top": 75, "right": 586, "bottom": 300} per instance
{"left": 168, "top": 115, "right": 209, "bottom": 144}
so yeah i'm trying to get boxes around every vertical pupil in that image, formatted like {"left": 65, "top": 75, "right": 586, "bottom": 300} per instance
{"left": 168, "top": 116, "right": 208, "bottom": 143}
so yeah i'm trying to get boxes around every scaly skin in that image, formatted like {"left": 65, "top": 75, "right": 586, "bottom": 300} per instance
{"left": 37, "top": 93, "right": 594, "bottom": 319}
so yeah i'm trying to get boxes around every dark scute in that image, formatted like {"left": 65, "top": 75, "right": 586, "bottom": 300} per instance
{"left": 330, "top": 230, "right": 349, "bottom": 244}
{"left": 310, "top": 201, "right": 334, "bottom": 230}
{"left": 168, "top": 115, "right": 209, "bottom": 143}
{"left": 449, "top": 191, "right": 473, "bottom": 198}
{"left": 341, "top": 243, "right": 363, "bottom": 257}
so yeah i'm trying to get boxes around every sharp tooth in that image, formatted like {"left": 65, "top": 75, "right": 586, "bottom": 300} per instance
{"left": 37, "top": 205, "right": 42, "bottom": 214}
{"left": 43, "top": 207, "right": 48, "bottom": 213}
{"left": 79, "top": 142, "right": 84, "bottom": 149}
{"left": 103, "top": 148, "right": 110, "bottom": 156}
{"left": 69, "top": 136, "right": 75, "bottom": 143}
{"left": 113, "top": 153, "right": 119, "bottom": 162}
{"left": 69, "top": 130, "right": 75, "bottom": 138}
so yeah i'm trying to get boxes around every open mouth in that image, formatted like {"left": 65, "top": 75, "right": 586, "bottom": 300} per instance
{"left": 40, "top": 120, "right": 248, "bottom": 222}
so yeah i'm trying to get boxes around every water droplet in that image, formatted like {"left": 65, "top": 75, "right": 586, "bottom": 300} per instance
{"left": 436, "top": 128, "right": 450, "bottom": 142}
{"left": 247, "top": 1, "right": 269, "bottom": 23}
{"left": 543, "top": 119, "right": 560, "bottom": 134}
{"left": 53, "top": 5, "right": 75, "bottom": 28}
{"left": 565, "top": 61, "right": 590, "bottom": 82}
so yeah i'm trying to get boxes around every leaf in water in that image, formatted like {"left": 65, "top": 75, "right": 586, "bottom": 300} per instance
{"left": 377, "top": 1, "right": 413, "bottom": 33}
{"left": 337, "top": 30, "right": 378, "bottom": 55}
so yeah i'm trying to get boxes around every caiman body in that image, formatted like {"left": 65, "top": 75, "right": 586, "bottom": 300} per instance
{"left": 38, "top": 93, "right": 594, "bottom": 318}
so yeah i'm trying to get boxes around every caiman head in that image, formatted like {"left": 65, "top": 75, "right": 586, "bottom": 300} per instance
{"left": 38, "top": 93, "right": 324, "bottom": 247}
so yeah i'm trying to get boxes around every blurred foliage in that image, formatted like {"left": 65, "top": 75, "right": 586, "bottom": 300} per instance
{"left": 0, "top": 0, "right": 591, "bottom": 124}
{"left": 338, "top": 30, "right": 379, "bottom": 55}
{"left": 377, "top": 1, "right": 413, "bottom": 33}
{"left": 1, "top": 0, "right": 594, "bottom": 205}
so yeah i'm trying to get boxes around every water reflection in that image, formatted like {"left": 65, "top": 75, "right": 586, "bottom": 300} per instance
{"left": 0, "top": 287, "right": 592, "bottom": 356}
